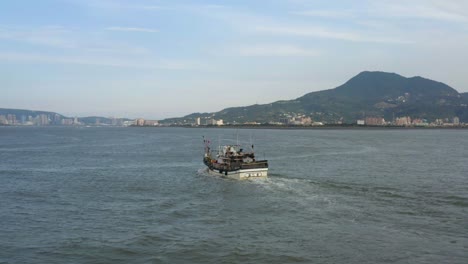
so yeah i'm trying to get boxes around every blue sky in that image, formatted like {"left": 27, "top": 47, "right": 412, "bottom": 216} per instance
{"left": 1, "top": 0, "right": 468, "bottom": 119}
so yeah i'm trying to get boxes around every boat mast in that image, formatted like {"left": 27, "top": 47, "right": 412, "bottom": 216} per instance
{"left": 250, "top": 133, "right": 255, "bottom": 154}
{"left": 218, "top": 135, "right": 221, "bottom": 156}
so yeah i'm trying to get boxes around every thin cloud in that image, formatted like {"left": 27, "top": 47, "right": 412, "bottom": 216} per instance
{"left": 370, "top": 0, "right": 468, "bottom": 23}
{"left": 290, "top": 1, "right": 468, "bottom": 24}
{"left": 0, "top": 52, "right": 203, "bottom": 70}
{"left": 191, "top": 4, "right": 411, "bottom": 44}
{"left": 140, "top": 5, "right": 161, "bottom": 10}
{"left": 291, "top": 10, "right": 355, "bottom": 19}
{"left": 106, "top": 27, "right": 159, "bottom": 33}
{"left": 254, "top": 25, "right": 412, "bottom": 44}
{"left": 66, "top": 0, "right": 162, "bottom": 11}
{"left": 236, "top": 44, "right": 319, "bottom": 57}
{"left": 0, "top": 26, "right": 152, "bottom": 54}
{"left": 0, "top": 26, "right": 77, "bottom": 49}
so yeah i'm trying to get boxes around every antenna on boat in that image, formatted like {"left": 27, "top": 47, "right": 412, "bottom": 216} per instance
{"left": 236, "top": 129, "right": 239, "bottom": 146}
{"left": 218, "top": 135, "right": 221, "bottom": 156}
{"left": 250, "top": 133, "right": 255, "bottom": 152}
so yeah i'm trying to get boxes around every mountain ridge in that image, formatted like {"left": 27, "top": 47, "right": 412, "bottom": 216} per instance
{"left": 0, "top": 108, "right": 131, "bottom": 125}
{"left": 162, "top": 71, "right": 468, "bottom": 124}
{"left": 0, "top": 108, "right": 65, "bottom": 118}
{"left": 2, "top": 71, "right": 467, "bottom": 125}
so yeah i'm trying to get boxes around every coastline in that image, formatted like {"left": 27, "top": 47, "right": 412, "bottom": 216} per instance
{"left": 154, "top": 124, "right": 468, "bottom": 130}
{"left": 3, "top": 124, "right": 467, "bottom": 130}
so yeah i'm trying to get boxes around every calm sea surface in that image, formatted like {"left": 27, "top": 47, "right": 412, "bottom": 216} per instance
{"left": 0, "top": 127, "right": 467, "bottom": 264}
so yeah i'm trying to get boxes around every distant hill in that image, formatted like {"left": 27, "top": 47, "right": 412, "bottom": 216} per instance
{"left": 0, "top": 108, "right": 65, "bottom": 124}
{"left": 462, "top": 92, "right": 468, "bottom": 102}
{"left": 0, "top": 108, "right": 131, "bottom": 125}
{"left": 162, "top": 71, "right": 468, "bottom": 124}
{"left": 0, "top": 108, "right": 65, "bottom": 119}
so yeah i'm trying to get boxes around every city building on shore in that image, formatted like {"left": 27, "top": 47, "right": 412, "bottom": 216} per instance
{"left": 135, "top": 118, "right": 145, "bottom": 126}
{"left": 0, "top": 115, "right": 8, "bottom": 125}
{"left": 395, "top": 116, "right": 412, "bottom": 126}
{"left": 144, "top": 120, "right": 159, "bottom": 126}
{"left": 133, "top": 118, "right": 159, "bottom": 126}
{"left": 279, "top": 115, "right": 313, "bottom": 125}
{"left": 365, "top": 117, "right": 386, "bottom": 126}
{"left": 207, "top": 119, "right": 223, "bottom": 126}
{"left": 244, "top": 121, "right": 260, "bottom": 125}
{"left": 61, "top": 119, "right": 74, "bottom": 125}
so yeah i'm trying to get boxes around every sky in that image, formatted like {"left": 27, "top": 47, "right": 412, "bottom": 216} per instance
{"left": 1, "top": 0, "right": 468, "bottom": 119}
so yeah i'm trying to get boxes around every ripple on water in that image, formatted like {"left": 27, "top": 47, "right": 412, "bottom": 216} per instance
{"left": 2, "top": 127, "right": 468, "bottom": 264}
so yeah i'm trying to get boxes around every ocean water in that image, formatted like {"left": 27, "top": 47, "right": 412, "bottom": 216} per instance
{"left": 0, "top": 127, "right": 467, "bottom": 264}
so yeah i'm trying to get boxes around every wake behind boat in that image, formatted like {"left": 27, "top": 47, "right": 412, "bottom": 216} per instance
{"left": 203, "top": 137, "right": 268, "bottom": 180}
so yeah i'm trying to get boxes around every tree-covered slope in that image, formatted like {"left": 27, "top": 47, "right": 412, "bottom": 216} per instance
{"left": 162, "top": 71, "right": 468, "bottom": 124}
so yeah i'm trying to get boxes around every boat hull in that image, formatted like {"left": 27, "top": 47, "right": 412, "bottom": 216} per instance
{"left": 207, "top": 167, "right": 268, "bottom": 180}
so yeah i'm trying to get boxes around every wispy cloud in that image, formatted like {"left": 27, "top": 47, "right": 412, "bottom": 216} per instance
{"left": 189, "top": 4, "right": 412, "bottom": 44}
{"left": 0, "top": 51, "right": 205, "bottom": 70}
{"left": 236, "top": 44, "right": 319, "bottom": 57}
{"left": 65, "top": 0, "right": 162, "bottom": 11}
{"left": 291, "top": 10, "right": 355, "bottom": 19}
{"left": 370, "top": 0, "right": 468, "bottom": 23}
{"left": 290, "top": 1, "right": 468, "bottom": 24}
{"left": 0, "top": 26, "right": 152, "bottom": 54}
{"left": 286, "top": 1, "right": 467, "bottom": 47}
{"left": 0, "top": 25, "right": 77, "bottom": 48}
{"left": 254, "top": 25, "right": 411, "bottom": 44}
{"left": 106, "top": 26, "right": 159, "bottom": 33}
{"left": 139, "top": 5, "right": 161, "bottom": 10}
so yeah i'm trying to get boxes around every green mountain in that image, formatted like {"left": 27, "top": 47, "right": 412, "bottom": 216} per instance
{"left": 162, "top": 71, "right": 468, "bottom": 124}
{"left": 462, "top": 92, "right": 468, "bottom": 103}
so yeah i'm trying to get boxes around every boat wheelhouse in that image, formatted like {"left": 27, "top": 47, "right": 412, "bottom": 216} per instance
{"left": 203, "top": 137, "right": 268, "bottom": 180}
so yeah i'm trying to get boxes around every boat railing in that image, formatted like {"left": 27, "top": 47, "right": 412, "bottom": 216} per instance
{"left": 240, "top": 160, "right": 268, "bottom": 169}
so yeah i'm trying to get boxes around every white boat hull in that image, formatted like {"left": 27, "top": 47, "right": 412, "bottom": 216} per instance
{"left": 207, "top": 167, "right": 268, "bottom": 180}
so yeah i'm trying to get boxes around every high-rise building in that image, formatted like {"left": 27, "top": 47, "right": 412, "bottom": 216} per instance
{"left": 135, "top": 118, "right": 145, "bottom": 126}
{"left": 144, "top": 120, "right": 159, "bottom": 126}
{"left": 7, "top": 114, "right": 17, "bottom": 125}
{"left": 0, "top": 115, "right": 7, "bottom": 125}
{"left": 206, "top": 119, "right": 223, "bottom": 126}
{"left": 62, "top": 119, "right": 74, "bottom": 125}
{"left": 195, "top": 117, "right": 201, "bottom": 126}
{"left": 53, "top": 114, "right": 61, "bottom": 125}
{"left": 395, "top": 116, "right": 411, "bottom": 126}
{"left": 453, "top": 117, "right": 460, "bottom": 125}
{"left": 37, "top": 114, "right": 50, "bottom": 126}
{"left": 365, "top": 117, "right": 385, "bottom": 126}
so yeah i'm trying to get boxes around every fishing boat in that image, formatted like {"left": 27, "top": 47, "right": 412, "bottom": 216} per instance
{"left": 203, "top": 137, "right": 268, "bottom": 180}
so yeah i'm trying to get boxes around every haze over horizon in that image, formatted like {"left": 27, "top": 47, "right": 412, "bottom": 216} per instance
{"left": 1, "top": 0, "right": 468, "bottom": 119}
